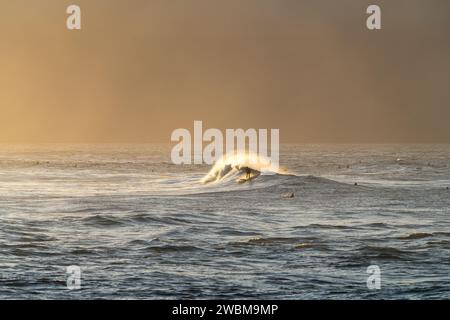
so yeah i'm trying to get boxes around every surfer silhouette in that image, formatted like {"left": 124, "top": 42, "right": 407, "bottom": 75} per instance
{"left": 245, "top": 167, "right": 251, "bottom": 179}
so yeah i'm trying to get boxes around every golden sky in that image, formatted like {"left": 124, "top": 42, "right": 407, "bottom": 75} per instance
{"left": 1, "top": 0, "right": 449, "bottom": 143}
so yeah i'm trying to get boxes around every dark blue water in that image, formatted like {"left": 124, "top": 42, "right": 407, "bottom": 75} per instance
{"left": 0, "top": 144, "right": 449, "bottom": 299}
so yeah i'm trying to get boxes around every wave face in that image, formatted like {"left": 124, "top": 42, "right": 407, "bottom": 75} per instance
{"left": 196, "top": 152, "right": 353, "bottom": 197}
{"left": 201, "top": 152, "right": 281, "bottom": 184}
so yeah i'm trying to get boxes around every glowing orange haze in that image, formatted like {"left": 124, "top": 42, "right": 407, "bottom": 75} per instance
{"left": 1, "top": 0, "right": 450, "bottom": 143}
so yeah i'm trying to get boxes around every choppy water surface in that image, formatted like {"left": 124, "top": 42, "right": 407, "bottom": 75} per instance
{"left": 0, "top": 144, "right": 449, "bottom": 299}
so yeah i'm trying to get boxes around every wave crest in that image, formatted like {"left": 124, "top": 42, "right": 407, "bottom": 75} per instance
{"left": 201, "top": 152, "right": 282, "bottom": 184}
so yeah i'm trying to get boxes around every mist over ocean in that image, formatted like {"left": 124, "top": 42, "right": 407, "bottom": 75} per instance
{"left": 0, "top": 144, "right": 449, "bottom": 299}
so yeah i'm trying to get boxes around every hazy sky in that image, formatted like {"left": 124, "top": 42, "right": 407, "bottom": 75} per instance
{"left": 1, "top": 0, "right": 449, "bottom": 143}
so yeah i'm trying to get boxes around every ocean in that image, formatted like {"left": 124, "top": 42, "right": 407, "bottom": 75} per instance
{"left": 0, "top": 144, "right": 449, "bottom": 299}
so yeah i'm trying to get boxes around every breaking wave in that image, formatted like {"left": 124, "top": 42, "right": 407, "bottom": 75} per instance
{"left": 201, "top": 152, "right": 284, "bottom": 184}
{"left": 191, "top": 151, "right": 358, "bottom": 197}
